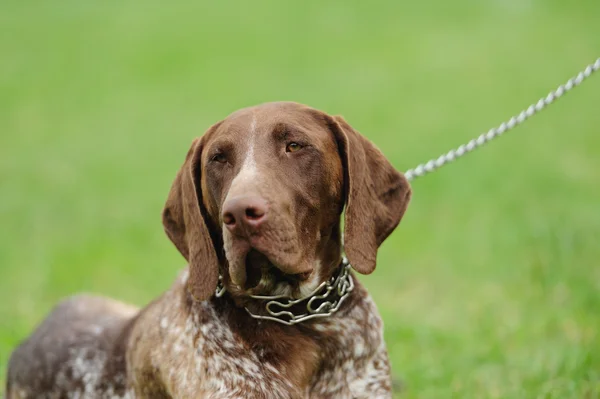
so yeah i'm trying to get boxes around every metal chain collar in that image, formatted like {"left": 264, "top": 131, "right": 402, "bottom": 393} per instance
{"left": 404, "top": 57, "right": 600, "bottom": 182}
{"left": 215, "top": 258, "right": 354, "bottom": 326}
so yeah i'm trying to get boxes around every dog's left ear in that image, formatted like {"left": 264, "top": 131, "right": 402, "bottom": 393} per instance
{"left": 328, "top": 115, "right": 412, "bottom": 275}
{"left": 162, "top": 129, "right": 220, "bottom": 301}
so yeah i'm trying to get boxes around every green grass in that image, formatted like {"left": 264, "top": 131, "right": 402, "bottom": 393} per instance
{"left": 1, "top": 1, "right": 599, "bottom": 397}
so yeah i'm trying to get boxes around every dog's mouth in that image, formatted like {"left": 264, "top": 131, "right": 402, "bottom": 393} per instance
{"left": 239, "top": 249, "right": 312, "bottom": 295}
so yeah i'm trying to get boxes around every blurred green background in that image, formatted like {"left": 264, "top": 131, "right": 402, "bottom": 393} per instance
{"left": 1, "top": 1, "right": 599, "bottom": 397}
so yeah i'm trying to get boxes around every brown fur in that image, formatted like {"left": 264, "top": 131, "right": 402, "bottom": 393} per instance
{"left": 6, "top": 102, "right": 411, "bottom": 398}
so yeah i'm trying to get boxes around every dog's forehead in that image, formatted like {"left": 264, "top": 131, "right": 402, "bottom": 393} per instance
{"left": 216, "top": 102, "right": 326, "bottom": 139}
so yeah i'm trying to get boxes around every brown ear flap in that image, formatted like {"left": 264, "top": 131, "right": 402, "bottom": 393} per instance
{"left": 162, "top": 135, "right": 219, "bottom": 301}
{"left": 331, "top": 115, "right": 412, "bottom": 274}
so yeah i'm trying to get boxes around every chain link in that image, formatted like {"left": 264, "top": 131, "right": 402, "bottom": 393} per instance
{"left": 405, "top": 57, "right": 600, "bottom": 182}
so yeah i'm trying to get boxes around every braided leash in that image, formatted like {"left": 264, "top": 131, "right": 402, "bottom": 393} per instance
{"left": 405, "top": 57, "right": 600, "bottom": 182}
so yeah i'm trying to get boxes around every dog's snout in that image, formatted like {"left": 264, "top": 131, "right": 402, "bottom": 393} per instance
{"left": 222, "top": 196, "right": 268, "bottom": 233}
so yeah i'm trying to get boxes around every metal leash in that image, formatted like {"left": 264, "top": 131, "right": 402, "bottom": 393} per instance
{"left": 404, "top": 57, "right": 600, "bottom": 182}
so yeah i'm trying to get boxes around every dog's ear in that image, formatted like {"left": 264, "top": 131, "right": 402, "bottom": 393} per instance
{"left": 162, "top": 128, "right": 220, "bottom": 301}
{"left": 329, "top": 115, "right": 412, "bottom": 275}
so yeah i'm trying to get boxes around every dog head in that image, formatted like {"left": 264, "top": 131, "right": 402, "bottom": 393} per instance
{"left": 162, "top": 102, "right": 411, "bottom": 301}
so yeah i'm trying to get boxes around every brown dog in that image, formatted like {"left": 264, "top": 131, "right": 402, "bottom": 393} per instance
{"left": 6, "top": 102, "right": 411, "bottom": 398}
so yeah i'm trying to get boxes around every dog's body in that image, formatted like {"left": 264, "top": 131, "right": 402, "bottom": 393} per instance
{"left": 8, "top": 272, "right": 389, "bottom": 398}
{"left": 7, "top": 102, "right": 411, "bottom": 398}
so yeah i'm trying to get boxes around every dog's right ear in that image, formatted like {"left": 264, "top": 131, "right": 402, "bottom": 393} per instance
{"left": 162, "top": 125, "right": 221, "bottom": 301}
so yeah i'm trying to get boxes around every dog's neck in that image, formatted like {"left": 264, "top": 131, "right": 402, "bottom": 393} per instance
{"left": 214, "top": 257, "right": 353, "bottom": 326}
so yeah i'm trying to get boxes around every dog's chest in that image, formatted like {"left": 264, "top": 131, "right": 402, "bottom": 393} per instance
{"left": 153, "top": 296, "right": 390, "bottom": 399}
{"left": 156, "top": 302, "right": 303, "bottom": 398}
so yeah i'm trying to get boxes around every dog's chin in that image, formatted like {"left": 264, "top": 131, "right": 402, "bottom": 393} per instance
{"left": 227, "top": 248, "right": 317, "bottom": 298}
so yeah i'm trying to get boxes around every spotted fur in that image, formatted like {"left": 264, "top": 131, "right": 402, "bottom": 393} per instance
{"left": 6, "top": 268, "right": 392, "bottom": 398}
{"left": 6, "top": 295, "right": 137, "bottom": 399}
{"left": 126, "top": 269, "right": 392, "bottom": 398}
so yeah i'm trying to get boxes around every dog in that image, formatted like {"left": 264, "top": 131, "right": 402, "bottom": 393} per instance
{"left": 6, "top": 101, "right": 411, "bottom": 398}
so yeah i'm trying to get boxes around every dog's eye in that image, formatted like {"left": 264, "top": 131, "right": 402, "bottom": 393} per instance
{"left": 211, "top": 153, "right": 227, "bottom": 163}
{"left": 285, "top": 142, "right": 302, "bottom": 153}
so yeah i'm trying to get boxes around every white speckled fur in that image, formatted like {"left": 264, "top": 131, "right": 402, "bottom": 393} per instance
{"left": 124, "top": 269, "right": 392, "bottom": 399}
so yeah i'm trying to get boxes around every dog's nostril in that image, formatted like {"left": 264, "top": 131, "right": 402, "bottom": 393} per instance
{"left": 245, "top": 206, "right": 265, "bottom": 220}
{"left": 223, "top": 212, "right": 236, "bottom": 226}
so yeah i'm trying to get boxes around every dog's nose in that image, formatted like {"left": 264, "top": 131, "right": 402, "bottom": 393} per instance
{"left": 222, "top": 196, "right": 268, "bottom": 233}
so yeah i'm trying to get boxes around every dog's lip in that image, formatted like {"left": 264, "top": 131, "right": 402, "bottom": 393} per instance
{"left": 238, "top": 247, "right": 314, "bottom": 289}
{"left": 225, "top": 231, "right": 313, "bottom": 289}
{"left": 243, "top": 248, "right": 269, "bottom": 289}
{"left": 283, "top": 270, "right": 313, "bottom": 282}
{"left": 247, "top": 246, "right": 313, "bottom": 279}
